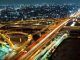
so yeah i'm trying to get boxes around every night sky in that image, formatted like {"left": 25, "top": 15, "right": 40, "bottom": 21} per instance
{"left": 0, "top": 0, "right": 80, "bottom": 5}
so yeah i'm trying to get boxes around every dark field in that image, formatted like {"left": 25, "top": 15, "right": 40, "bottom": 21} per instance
{"left": 50, "top": 37, "right": 80, "bottom": 60}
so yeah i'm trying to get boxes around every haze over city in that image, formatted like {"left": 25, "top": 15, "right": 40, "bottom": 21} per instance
{"left": 0, "top": 0, "right": 80, "bottom": 5}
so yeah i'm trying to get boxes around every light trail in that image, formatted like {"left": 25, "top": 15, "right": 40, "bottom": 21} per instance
{"left": 22, "top": 10, "right": 80, "bottom": 60}
{"left": 40, "top": 33, "right": 68, "bottom": 60}
{"left": 3, "top": 9, "right": 80, "bottom": 60}
{"left": 70, "top": 22, "right": 76, "bottom": 26}
{"left": 19, "top": 19, "right": 70, "bottom": 60}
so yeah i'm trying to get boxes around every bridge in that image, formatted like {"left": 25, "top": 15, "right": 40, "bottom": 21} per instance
{"left": 19, "top": 11, "right": 80, "bottom": 60}
{"left": 1, "top": 10, "right": 80, "bottom": 60}
{"left": 63, "top": 26, "right": 80, "bottom": 30}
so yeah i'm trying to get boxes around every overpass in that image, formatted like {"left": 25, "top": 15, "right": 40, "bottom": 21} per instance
{"left": 19, "top": 10, "right": 80, "bottom": 60}
{"left": 4, "top": 10, "right": 80, "bottom": 60}
{"left": 63, "top": 26, "right": 80, "bottom": 30}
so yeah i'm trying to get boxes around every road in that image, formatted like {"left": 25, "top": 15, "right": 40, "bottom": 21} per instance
{"left": 15, "top": 19, "right": 70, "bottom": 60}
{"left": 4, "top": 10, "right": 80, "bottom": 60}
{"left": 18, "top": 11, "right": 80, "bottom": 60}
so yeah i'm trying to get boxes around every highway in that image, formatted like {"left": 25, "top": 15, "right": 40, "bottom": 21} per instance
{"left": 0, "top": 9, "right": 80, "bottom": 60}
{"left": 17, "top": 10, "right": 80, "bottom": 60}
{"left": 4, "top": 18, "right": 68, "bottom": 60}
{"left": 19, "top": 19, "right": 70, "bottom": 60}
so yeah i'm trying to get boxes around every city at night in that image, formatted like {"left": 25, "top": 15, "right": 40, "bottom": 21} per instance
{"left": 0, "top": 0, "right": 80, "bottom": 60}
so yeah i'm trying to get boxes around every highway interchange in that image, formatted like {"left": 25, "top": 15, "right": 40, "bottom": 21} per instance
{"left": 0, "top": 10, "right": 80, "bottom": 60}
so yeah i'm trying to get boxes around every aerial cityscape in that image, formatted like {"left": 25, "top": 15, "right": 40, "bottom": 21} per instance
{"left": 0, "top": 0, "right": 80, "bottom": 60}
